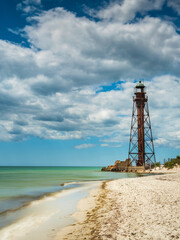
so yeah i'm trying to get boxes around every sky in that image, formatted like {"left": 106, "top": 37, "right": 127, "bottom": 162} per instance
{"left": 0, "top": 0, "right": 180, "bottom": 166}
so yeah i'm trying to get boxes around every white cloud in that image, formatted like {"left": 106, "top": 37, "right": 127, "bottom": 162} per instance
{"left": 168, "top": 0, "right": 180, "bottom": 15}
{"left": 101, "top": 143, "right": 122, "bottom": 147}
{"left": 96, "top": 0, "right": 165, "bottom": 23}
{"left": 23, "top": 8, "right": 180, "bottom": 86}
{"left": 154, "top": 138, "right": 168, "bottom": 146}
{"left": 17, "top": 0, "right": 41, "bottom": 13}
{"left": 0, "top": 67, "right": 179, "bottom": 148}
{"left": 0, "top": 4, "right": 179, "bottom": 149}
{"left": 75, "top": 144, "right": 96, "bottom": 149}
{"left": 145, "top": 75, "right": 180, "bottom": 149}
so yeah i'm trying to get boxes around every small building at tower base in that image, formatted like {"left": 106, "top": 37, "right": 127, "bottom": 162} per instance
{"left": 101, "top": 158, "right": 145, "bottom": 173}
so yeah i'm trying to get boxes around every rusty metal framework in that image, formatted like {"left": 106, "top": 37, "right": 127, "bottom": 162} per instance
{"left": 128, "top": 83, "right": 156, "bottom": 168}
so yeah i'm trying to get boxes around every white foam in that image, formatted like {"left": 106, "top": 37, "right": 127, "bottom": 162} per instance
{"left": 0, "top": 181, "right": 101, "bottom": 240}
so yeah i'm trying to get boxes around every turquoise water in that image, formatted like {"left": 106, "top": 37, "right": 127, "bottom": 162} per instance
{"left": 0, "top": 166, "right": 137, "bottom": 230}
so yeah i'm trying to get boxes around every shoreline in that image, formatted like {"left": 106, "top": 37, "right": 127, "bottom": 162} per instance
{"left": 57, "top": 168, "right": 180, "bottom": 240}
{"left": 0, "top": 170, "right": 138, "bottom": 239}
{"left": 55, "top": 180, "right": 107, "bottom": 240}
{"left": 0, "top": 181, "right": 102, "bottom": 240}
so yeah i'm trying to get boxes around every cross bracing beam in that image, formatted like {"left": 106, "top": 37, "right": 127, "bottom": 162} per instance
{"left": 128, "top": 84, "right": 156, "bottom": 168}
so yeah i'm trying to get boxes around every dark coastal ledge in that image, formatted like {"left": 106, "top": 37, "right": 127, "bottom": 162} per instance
{"left": 101, "top": 166, "right": 145, "bottom": 173}
{"left": 101, "top": 158, "right": 145, "bottom": 173}
{"left": 102, "top": 156, "right": 180, "bottom": 173}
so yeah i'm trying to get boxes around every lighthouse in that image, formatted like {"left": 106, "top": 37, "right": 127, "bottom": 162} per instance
{"left": 128, "top": 81, "right": 156, "bottom": 169}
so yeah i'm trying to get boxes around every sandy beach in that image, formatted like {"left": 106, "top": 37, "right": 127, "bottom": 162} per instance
{"left": 56, "top": 168, "right": 180, "bottom": 240}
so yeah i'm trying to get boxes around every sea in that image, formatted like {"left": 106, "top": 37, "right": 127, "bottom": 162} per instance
{"left": 0, "top": 166, "right": 138, "bottom": 240}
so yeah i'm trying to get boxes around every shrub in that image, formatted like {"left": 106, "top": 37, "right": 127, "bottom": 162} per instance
{"left": 155, "top": 162, "right": 160, "bottom": 167}
{"left": 164, "top": 156, "right": 180, "bottom": 169}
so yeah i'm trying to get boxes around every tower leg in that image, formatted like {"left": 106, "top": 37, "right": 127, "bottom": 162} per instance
{"left": 128, "top": 84, "right": 156, "bottom": 169}
{"left": 137, "top": 104, "right": 145, "bottom": 166}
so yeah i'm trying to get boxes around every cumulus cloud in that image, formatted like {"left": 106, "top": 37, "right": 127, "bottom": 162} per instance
{"left": 17, "top": 0, "right": 41, "bottom": 13}
{"left": 101, "top": 143, "right": 122, "bottom": 147}
{"left": 96, "top": 0, "right": 165, "bottom": 23}
{"left": 146, "top": 75, "right": 180, "bottom": 149}
{"left": 0, "top": 70, "right": 179, "bottom": 148}
{"left": 154, "top": 138, "right": 168, "bottom": 146}
{"left": 0, "top": 2, "right": 179, "bottom": 149}
{"left": 168, "top": 0, "right": 180, "bottom": 15}
{"left": 23, "top": 8, "right": 180, "bottom": 86}
{"left": 75, "top": 144, "right": 96, "bottom": 149}
{"left": 2, "top": 6, "right": 180, "bottom": 93}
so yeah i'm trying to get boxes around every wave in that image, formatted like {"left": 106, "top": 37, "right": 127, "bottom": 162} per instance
{"left": 0, "top": 181, "right": 85, "bottom": 217}
{"left": 0, "top": 180, "right": 101, "bottom": 240}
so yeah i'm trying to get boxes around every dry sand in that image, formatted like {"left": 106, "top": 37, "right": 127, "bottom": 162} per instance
{"left": 56, "top": 168, "right": 180, "bottom": 240}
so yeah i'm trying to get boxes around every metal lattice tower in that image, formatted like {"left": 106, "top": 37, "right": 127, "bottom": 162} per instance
{"left": 128, "top": 81, "right": 156, "bottom": 168}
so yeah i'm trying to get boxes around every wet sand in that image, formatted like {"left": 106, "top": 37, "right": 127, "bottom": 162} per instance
{"left": 0, "top": 182, "right": 101, "bottom": 240}
{"left": 57, "top": 168, "right": 180, "bottom": 240}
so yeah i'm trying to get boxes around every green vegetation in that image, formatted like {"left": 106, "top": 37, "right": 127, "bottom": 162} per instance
{"left": 154, "top": 161, "right": 160, "bottom": 167}
{"left": 164, "top": 156, "right": 180, "bottom": 169}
